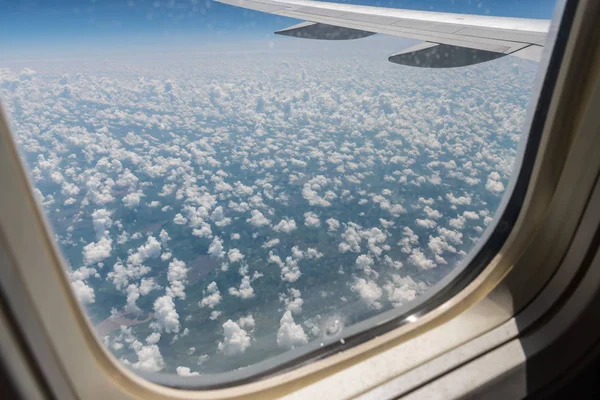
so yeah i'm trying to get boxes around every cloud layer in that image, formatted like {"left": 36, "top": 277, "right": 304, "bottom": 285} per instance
{"left": 0, "top": 51, "right": 537, "bottom": 375}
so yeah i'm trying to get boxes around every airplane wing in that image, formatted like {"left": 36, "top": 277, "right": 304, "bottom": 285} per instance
{"left": 215, "top": 0, "right": 551, "bottom": 68}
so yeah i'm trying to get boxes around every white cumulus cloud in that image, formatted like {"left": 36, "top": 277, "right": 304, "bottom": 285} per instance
{"left": 277, "top": 311, "right": 308, "bottom": 349}
{"left": 199, "top": 282, "right": 222, "bottom": 308}
{"left": 218, "top": 320, "right": 251, "bottom": 356}
{"left": 152, "top": 295, "right": 180, "bottom": 334}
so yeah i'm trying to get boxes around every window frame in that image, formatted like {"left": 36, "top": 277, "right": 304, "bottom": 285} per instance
{"left": 1, "top": 0, "right": 600, "bottom": 397}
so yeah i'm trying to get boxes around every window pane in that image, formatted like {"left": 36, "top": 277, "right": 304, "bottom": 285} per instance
{"left": 0, "top": 0, "right": 558, "bottom": 381}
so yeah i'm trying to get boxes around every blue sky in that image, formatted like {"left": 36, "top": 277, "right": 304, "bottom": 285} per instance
{"left": 0, "top": 0, "right": 558, "bottom": 60}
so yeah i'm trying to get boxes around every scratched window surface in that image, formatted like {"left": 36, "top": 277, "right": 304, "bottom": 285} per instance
{"left": 0, "top": 0, "right": 556, "bottom": 378}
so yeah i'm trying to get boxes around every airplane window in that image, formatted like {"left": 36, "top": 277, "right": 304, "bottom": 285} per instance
{"left": 0, "top": 0, "right": 560, "bottom": 385}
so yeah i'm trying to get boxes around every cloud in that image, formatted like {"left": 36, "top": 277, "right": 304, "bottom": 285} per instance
{"left": 176, "top": 366, "right": 200, "bottom": 376}
{"left": 397, "top": 227, "right": 419, "bottom": 254}
{"left": 463, "top": 211, "right": 480, "bottom": 220}
{"left": 18, "top": 67, "right": 36, "bottom": 80}
{"left": 379, "top": 200, "right": 406, "bottom": 216}
{"left": 238, "top": 315, "right": 255, "bottom": 331}
{"left": 339, "top": 226, "right": 362, "bottom": 253}
{"left": 173, "top": 213, "right": 187, "bottom": 224}
{"left": 159, "top": 229, "right": 170, "bottom": 244}
{"left": 199, "top": 282, "right": 222, "bottom": 308}
{"left": 5, "top": 50, "right": 534, "bottom": 374}
{"left": 305, "top": 248, "right": 323, "bottom": 259}
{"left": 351, "top": 278, "right": 383, "bottom": 309}
{"left": 409, "top": 249, "right": 437, "bottom": 270}
{"left": 262, "top": 238, "right": 280, "bottom": 249}
{"left": 486, "top": 172, "right": 505, "bottom": 194}
{"left": 423, "top": 206, "right": 442, "bottom": 219}
{"left": 280, "top": 288, "right": 303, "bottom": 314}
{"left": 228, "top": 275, "right": 255, "bottom": 299}
{"left": 489, "top": 171, "right": 501, "bottom": 180}
{"left": 192, "top": 223, "right": 213, "bottom": 239}
{"left": 218, "top": 320, "right": 251, "bottom": 356}
{"left": 303, "top": 212, "right": 321, "bottom": 228}
{"left": 247, "top": 210, "right": 270, "bottom": 227}
{"left": 326, "top": 218, "right": 340, "bottom": 232}
{"left": 449, "top": 216, "right": 466, "bottom": 230}
{"left": 128, "top": 344, "right": 165, "bottom": 372}
{"left": 302, "top": 176, "right": 333, "bottom": 207}
{"left": 167, "top": 258, "right": 187, "bottom": 282}
{"left": 122, "top": 191, "right": 144, "bottom": 209}
{"left": 355, "top": 254, "right": 377, "bottom": 276}
{"left": 83, "top": 236, "right": 112, "bottom": 265}
{"left": 273, "top": 218, "right": 297, "bottom": 234}
{"left": 69, "top": 266, "right": 99, "bottom": 281}
{"left": 428, "top": 235, "right": 457, "bottom": 255}
{"left": 91, "top": 209, "right": 112, "bottom": 238}
{"left": 384, "top": 274, "right": 429, "bottom": 307}
{"left": 146, "top": 332, "right": 161, "bottom": 345}
{"left": 211, "top": 206, "right": 225, "bottom": 222}
{"left": 278, "top": 257, "right": 301, "bottom": 283}
{"left": 362, "top": 227, "right": 388, "bottom": 256}
{"left": 71, "top": 280, "right": 95, "bottom": 304}
{"left": 416, "top": 219, "right": 437, "bottom": 229}
{"left": 277, "top": 311, "right": 308, "bottom": 349}
{"left": 126, "top": 284, "right": 141, "bottom": 311}
{"left": 152, "top": 295, "right": 180, "bottom": 334}
{"left": 127, "top": 236, "right": 161, "bottom": 265}
{"left": 116, "top": 169, "right": 139, "bottom": 187}
{"left": 446, "top": 193, "right": 472, "bottom": 206}
{"left": 437, "top": 227, "right": 463, "bottom": 245}
{"left": 208, "top": 236, "right": 225, "bottom": 258}
{"left": 384, "top": 255, "right": 403, "bottom": 270}
{"left": 107, "top": 261, "right": 151, "bottom": 291}
{"left": 228, "top": 248, "right": 244, "bottom": 263}
{"left": 167, "top": 258, "right": 188, "bottom": 299}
